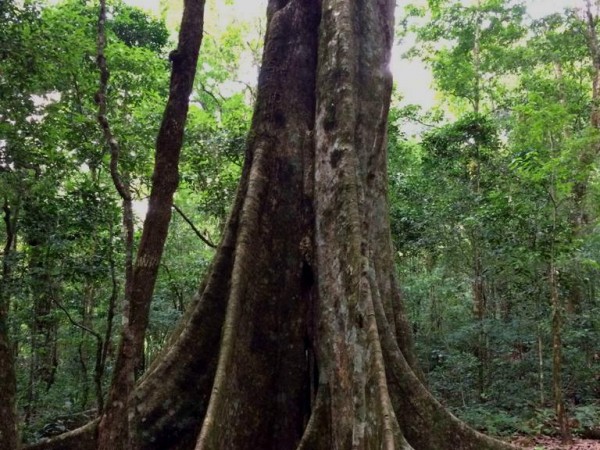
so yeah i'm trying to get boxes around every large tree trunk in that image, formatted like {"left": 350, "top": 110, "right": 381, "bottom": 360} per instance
{"left": 27, "top": 1, "right": 519, "bottom": 449}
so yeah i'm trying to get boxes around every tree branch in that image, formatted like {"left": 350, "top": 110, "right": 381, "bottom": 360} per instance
{"left": 52, "top": 298, "right": 102, "bottom": 342}
{"left": 173, "top": 203, "right": 217, "bottom": 248}
{"left": 94, "top": 0, "right": 130, "bottom": 204}
{"left": 95, "top": 0, "right": 134, "bottom": 325}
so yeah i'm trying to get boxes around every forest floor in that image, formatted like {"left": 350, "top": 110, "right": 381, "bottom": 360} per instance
{"left": 513, "top": 436, "right": 600, "bottom": 449}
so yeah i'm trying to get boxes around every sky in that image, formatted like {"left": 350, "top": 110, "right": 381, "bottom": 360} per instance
{"left": 119, "top": 0, "right": 586, "bottom": 111}
{"left": 43, "top": 0, "right": 588, "bottom": 116}
{"left": 393, "top": 0, "right": 587, "bottom": 110}
{"left": 123, "top": 0, "right": 266, "bottom": 19}
{"left": 104, "top": 0, "right": 587, "bottom": 216}
{"left": 124, "top": 0, "right": 583, "bottom": 16}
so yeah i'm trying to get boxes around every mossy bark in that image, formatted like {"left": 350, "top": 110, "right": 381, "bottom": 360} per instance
{"left": 27, "top": 1, "right": 520, "bottom": 449}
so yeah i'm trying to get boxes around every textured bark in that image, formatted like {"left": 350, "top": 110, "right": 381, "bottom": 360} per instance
{"left": 96, "top": 0, "right": 207, "bottom": 449}
{"left": 313, "top": 1, "right": 406, "bottom": 447}
{"left": 27, "top": 1, "right": 521, "bottom": 449}
{"left": 194, "top": 3, "right": 319, "bottom": 447}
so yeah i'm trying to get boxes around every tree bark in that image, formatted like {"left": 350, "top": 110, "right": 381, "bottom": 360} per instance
{"left": 27, "top": 1, "right": 520, "bottom": 449}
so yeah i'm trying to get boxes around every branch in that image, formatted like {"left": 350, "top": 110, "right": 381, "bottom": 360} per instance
{"left": 95, "top": 0, "right": 134, "bottom": 323}
{"left": 173, "top": 203, "right": 217, "bottom": 248}
{"left": 94, "top": 0, "right": 131, "bottom": 203}
{"left": 52, "top": 298, "right": 102, "bottom": 343}
{"left": 234, "top": 79, "right": 257, "bottom": 101}
{"left": 198, "top": 82, "right": 224, "bottom": 110}
{"left": 404, "top": 116, "right": 436, "bottom": 129}
{"left": 52, "top": 296, "right": 106, "bottom": 413}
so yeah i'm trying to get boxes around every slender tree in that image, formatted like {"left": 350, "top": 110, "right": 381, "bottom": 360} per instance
{"left": 96, "top": 0, "right": 207, "bottom": 448}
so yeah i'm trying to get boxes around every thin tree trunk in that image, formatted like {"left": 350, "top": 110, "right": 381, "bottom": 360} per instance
{"left": 585, "top": 0, "right": 600, "bottom": 130}
{"left": 28, "top": 244, "right": 59, "bottom": 393}
{"left": 548, "top": 185, "right": 571, "bottom": 444}
{"left": 471, "top": 3, "right": 488, "bottom": 398}
{"left": 96, "top": 0, "right": 207, "bottom": 448}
{"left": 473, "top": 247, "right": 487, "bottom": 398}
{"left": 94, "top": 0, "right": 134, "bottom": 327}
{"left": 77, "top": 341, "right": 89, "bottom": 410}
{"left": 473, "top": 1, "right": 482, "bottom": 115}
{"left": 100, "top": 224, "right": 118, "bottom": 383}
{"left": 77, "top": 283, "right": 96, "bottom": 410}
{"left": 538, "top": 329, "right": 545, "bottom": 406}
{"left": 550, "top": 259, "right": 570, "bottom": 442}
{"left": 545, "top": 128, "right": 572, "bottom": 443}
{"left": 24, "top": 329, "right": 36, "bottom": 426}
{"left": 0, "top": 199, "right": 19, "bottom": 450}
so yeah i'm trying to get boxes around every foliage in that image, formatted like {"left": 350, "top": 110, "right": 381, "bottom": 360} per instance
{"left": 2, "top": 0, "right": 600, "bottom": 443}
{"left": 392, "top": 0, "right": 600, "bottom": 439}
{"left": 1, "top": 0, "right": 258, "bottom": 440}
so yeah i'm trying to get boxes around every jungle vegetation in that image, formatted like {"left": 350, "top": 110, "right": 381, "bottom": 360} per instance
{"left": 0, "top": 0, "right": 599, "bottom": 448}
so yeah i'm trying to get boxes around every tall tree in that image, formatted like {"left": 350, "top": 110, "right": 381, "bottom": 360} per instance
{"left": 95, "top": 0, "right": 207, "bottom": 448}
{"left": 28, "top": 1, "right": 518, "bottom": 449}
